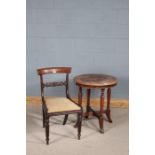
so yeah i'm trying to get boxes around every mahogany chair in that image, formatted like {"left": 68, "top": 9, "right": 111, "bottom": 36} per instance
{"left": 37, "top": 67, "right": 83, "bottom": 145}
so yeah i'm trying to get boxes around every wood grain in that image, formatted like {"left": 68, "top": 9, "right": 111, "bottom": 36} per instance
{"left": 75, "top": 74, "right": 117, "bottom": 88}
{"left": 26, "top": 96, "right": 128, "bottom": 108}
{"left": 37, "top": 67, "right": 71, "bottom": 75}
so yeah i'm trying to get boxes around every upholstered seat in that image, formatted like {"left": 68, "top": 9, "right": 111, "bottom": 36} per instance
{"left": 45, "top": 97, "right": 80, "bottom": 113}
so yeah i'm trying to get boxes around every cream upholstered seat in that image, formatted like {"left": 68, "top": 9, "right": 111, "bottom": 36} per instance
{"left": 45, "top": 97, "right": 80, "bottom": 113}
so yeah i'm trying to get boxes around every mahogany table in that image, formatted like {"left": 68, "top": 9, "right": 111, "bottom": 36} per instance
{"left": 75, "top": 74, "right": 117, "bottom": 133}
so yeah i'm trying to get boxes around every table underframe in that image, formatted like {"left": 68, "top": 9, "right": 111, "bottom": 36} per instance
{"left": 78, "top": 87, "right": 112, "bottom": 133}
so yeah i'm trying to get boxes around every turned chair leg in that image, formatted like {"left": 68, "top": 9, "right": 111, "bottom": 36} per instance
{"left": 63, "top": 114, "right": 68, "bottom": 125}
{"left": 45, "top": 117, "right": 49, "bottom": 145}
{"left": 77, "top": 113, "right": 82, "bottom": 140}
{"left": 42, "top": 108, "right": 45, "bottom": 128}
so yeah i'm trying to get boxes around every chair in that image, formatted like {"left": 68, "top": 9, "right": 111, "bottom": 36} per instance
{"left": 37, "top": 67, "right": 83, "bottom": 145}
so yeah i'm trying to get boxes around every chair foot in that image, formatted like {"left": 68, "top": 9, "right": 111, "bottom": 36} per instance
{"left": 99, "top": 129, "right": 104, "bottom": 133}
{"left": 46, "top": 140, "right": 49, "bottom": 145}
{"left": 78, "top": 135, "right": 80, "bottom": 140}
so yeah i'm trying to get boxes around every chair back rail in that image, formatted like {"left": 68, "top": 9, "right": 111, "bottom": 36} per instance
{"left": 37, "top": 67, "right": 72, "bottom": 104}
{"left": 37, "top": 67, "right": 71, "bottom": 75}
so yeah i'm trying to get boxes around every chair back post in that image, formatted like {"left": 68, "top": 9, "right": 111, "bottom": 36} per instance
{"left": 40, "top": 75, "right": 45, "bottom": 103}
{"left": 39, "top": 75, "right": 48, "bottom": 112}
{"left": 65, "top": 73, "right": 70, "bottom": 98}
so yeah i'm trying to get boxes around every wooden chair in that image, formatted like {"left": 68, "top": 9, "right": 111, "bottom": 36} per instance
{"left": 37, "top": 67, "right": 83, "bottom": 145}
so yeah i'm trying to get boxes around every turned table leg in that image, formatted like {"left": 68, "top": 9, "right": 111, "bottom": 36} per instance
{"left": 85, "top": 89, "right": 91, "bottom": 119}
{"left": 106, "top": 88, "right": 112, "bottom": 123}
{"left": 99, "top": 88, "right": 105, "bottom": 133}
{"left": 78, "top": 87, "right": 82, "bottom": 106}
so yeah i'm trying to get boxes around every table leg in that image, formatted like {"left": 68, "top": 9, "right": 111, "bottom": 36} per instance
{"left": 78, "top": 87, "right": 82, "bottom": 106}
{"left": 74, "top": 86, "right": 82, "bottom": 128}
{"left": 99, "top": 88, "right": 104, "bottom": 133}
{"left": 85, "top": 89, "right": 91, "bottom": 119}
{"left": 106, "top": 88, "right": 112, "bottom": 123}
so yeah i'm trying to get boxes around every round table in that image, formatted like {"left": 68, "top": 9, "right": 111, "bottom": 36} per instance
{"left": 75, "top": 74, "right": 118, "bottom": 133}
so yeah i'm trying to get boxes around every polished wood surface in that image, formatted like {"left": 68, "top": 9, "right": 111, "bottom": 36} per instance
{"left": 75, "top": 74, "right": 117, "bottom": 88}
{"left": 75, "top": 73, "right": 118, "bottom": 133}
{"left": 37, "top": 67, "right": 72, "bottom": 75}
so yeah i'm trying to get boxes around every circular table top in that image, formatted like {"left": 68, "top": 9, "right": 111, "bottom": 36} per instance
{"left": 75, "top": 74, "right": 117, "bottom": 88}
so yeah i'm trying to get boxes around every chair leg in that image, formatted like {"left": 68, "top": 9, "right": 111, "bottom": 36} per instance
{"left": 74, "top": 114, "right": 79, "bottom": 128}
{"left": 77, "top": 113, "right": 82, "bottom": 140}
{"left": 42, "top": 108, "right": 45, "bottom": 128}
{"left": 63, "top": 114, "right": 68, "bottom": 125}
{"left": 74, "top": 87, "right": 83, "bottom": 128}
{"left": 45, "top": 117, "right": 49, "bottom": 145}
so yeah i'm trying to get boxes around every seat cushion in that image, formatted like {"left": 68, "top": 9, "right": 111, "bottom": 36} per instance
{"left": 45, "top": 97, "right": 81, "bottom": 113}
